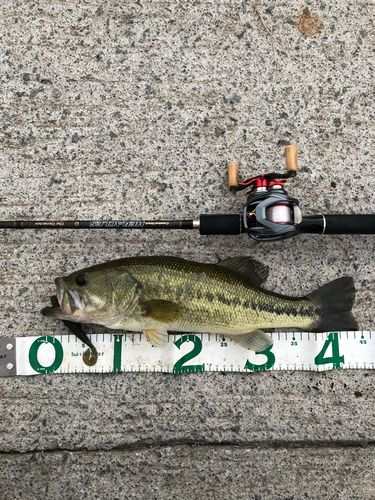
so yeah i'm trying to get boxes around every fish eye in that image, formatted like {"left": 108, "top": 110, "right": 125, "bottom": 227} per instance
{"left": 75, "top": 275, "right": 88, "bottom": 286}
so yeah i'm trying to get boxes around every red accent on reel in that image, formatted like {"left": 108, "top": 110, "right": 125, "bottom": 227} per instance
{"left": 268, "top": 180, "right": 287, "bottom": 188}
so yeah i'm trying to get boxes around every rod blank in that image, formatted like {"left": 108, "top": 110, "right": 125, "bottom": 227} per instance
{"left": 0, "top": 215, "right": 243, "bottom": 235}
{"left": 0, "top": 220, "right": 196, "bottom": 230}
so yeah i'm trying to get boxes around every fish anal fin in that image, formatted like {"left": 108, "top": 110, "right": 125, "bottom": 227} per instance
{"left": 140, "top": 300, "right": 181, "bottom": 323}
{"left": 144, "top": 329, "right": 168, "bottom": 348}
{"left": 228, "top": 330, "right": 273, "bottom": 351}
{"left": 216, "top": 257, "right": 269, "bottom": 287}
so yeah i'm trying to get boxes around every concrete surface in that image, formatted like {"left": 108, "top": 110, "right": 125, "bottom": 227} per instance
{"left": 0, "top": 0, "right": 375, "bottom": 498}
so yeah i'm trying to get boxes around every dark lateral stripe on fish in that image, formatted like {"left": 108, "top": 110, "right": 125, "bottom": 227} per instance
{"left": 216, "top": 293, "right": 232, "bottom": 306}
{"left": 256, "top": 302, "right": 313, "bottom": 318}
{"left": 187, "top": 290, "right": 312, "bottom": 318}
{"left": 203, "top": 293, "right": 253, "bottom": 309}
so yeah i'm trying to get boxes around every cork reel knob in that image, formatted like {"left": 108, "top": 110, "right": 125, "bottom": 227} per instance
{"left": 285, "top": 145, "right": 298, "bottom": 173}
{"left": 227, "top": 162, "right": 239, "bottom": 188}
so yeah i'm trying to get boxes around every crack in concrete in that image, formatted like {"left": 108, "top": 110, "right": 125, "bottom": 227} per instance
{"left": 1, "top": 439, "right": 375, "bottom": 456}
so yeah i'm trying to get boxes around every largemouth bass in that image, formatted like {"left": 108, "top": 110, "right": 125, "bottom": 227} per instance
{"left": 41, "top": 256, "right": 357, "bottom": 351}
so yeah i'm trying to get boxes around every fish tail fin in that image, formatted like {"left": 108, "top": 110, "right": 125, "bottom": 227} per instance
{"left": 307, "top": 277, "right": 358, "bottom": 333}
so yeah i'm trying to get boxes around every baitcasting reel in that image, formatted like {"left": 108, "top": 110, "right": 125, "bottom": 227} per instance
{"left": 227, "top": 145, "right": 375, "bottom": 241}
{"left": 228, "top": 146, "right": 301, "bottom": 241}
{"left": 228, "top": 145, "right": 304, "bottom": 241}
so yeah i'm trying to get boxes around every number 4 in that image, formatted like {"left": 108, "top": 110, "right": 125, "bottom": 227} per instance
{"left": 314, "top": 332, "right": 344, "bottom": 369}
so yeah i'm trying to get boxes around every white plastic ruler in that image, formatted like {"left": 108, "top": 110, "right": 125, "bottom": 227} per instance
{"left": 0, "top": 331, "right": 373, "bottom": 376}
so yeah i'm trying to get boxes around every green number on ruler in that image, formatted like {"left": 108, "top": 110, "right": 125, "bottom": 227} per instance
{"left": 29, "top": 336, "right": 64, "bottom": 374}
{"left": 244, "top": 345, "right": 275, "bottom": 371}
{"left": 220, "top": 336, "right": 227, "bottom": 347}
{"left": 314, "top": 332, "right": 344, "bottom": 369}
{"left": 173, "top": 334, "right": 205, "bottom": 373}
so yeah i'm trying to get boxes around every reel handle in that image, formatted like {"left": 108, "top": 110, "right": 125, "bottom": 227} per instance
{"left": 227, "top": 145, "right": 298, "bottom": 190}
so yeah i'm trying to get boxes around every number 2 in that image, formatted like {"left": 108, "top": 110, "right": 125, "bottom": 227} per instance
{"left": 173, "top": 335, "right": 205, "bottom": 373}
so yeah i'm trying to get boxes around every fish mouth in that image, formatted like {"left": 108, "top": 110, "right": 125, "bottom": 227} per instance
{"left": 41, "top": 278, "right": 86, "bottom": 319}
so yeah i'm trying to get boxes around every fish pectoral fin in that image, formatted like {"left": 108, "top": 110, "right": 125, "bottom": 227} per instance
{"left": 140, "top": 299, "right": 181, "bottom": 323}
{"left": 143, "top": 328, "right": 168, "bottom": 348}
{"left": 216, "top": 257, "right": 269, "bottom": 287}
{"left": 228, "top": 330, "right": 273, "bottom": 351}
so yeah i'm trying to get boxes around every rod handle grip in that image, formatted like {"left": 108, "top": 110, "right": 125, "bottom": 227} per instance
{"left": 324, "top": 215, "right": 375, "bottom": 234}
{"left": 285, "top": 145, "right": 298, "bottom": 173}
{"left": 227, "top": 162, "right": 239, "bottom": 188}
{"left": 199, "top": 214, "right": 242, "bottom": 235}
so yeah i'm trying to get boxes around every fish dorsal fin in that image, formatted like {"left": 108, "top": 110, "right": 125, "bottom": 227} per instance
{"left": 227, "top": 330, "right": 273, "bottom": 351}
{"left": 216, "top": 257, "right": 269, "bottom": 286}
{"left": 140, "top": 300, "right": 182, "bottom": 323}
{"left": 143, "top": 328, "right": 168, "bottom": 348}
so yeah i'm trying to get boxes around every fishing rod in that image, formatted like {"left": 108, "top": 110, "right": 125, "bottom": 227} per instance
{"left": 2, "top": 145, "right": 375, "bottom": 242}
